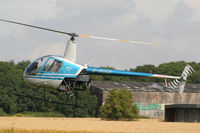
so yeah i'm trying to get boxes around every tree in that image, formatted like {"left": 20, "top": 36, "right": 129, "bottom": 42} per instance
{"left": 100, "top": 89, "right": 139, "bottom": 121}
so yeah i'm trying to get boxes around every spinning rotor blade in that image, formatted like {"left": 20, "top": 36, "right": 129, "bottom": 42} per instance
{"left": 79, "top": 34, "right": 157, "bottom": 46}
{"left": 0, "top": 19, "right": 157, "bottom": 46}
{"left": 0, "top": 19, "right": 77, "bottom": 37}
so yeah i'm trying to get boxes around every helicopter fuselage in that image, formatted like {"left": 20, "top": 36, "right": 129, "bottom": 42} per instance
{"left": 23, "top": 55, "right": 86, "bottom": 90}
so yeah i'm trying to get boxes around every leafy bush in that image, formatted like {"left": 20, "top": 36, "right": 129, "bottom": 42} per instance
{"left": 100, "top": 89, "right": 139, "bottom": 121}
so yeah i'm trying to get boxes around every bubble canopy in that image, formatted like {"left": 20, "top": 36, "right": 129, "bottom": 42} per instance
{"left": 24, "top": 55, "right": 63, "bottom": 75}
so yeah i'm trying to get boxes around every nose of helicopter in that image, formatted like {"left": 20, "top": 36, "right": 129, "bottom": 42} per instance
{"left": 23, "top": 74, "right": 37, "bottom": 88}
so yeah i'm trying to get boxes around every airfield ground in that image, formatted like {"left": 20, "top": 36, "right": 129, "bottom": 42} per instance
{"left": 0, "top": 117, "right": 199, "bottom": 133}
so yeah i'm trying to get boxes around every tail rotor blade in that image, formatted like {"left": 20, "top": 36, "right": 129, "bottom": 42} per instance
{"left": 167, "top": 65, "right": 194, "bottom": 95}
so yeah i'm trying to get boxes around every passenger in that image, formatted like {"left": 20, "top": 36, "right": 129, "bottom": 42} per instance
{"left": 55, "top": 61, "right": 62, "bottom": 72}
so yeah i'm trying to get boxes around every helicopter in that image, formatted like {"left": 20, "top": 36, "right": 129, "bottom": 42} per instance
{"left": 0, "top": 19, "right": 194, "bottom": 97}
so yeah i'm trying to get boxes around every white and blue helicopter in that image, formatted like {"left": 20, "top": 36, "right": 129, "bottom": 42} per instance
{"left": 0, "top": 19, "right": 194, "bottom": 96}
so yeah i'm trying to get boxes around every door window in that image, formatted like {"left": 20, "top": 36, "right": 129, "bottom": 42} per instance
{"left": 42, "top": 58, "right": 63, "bottom": 72}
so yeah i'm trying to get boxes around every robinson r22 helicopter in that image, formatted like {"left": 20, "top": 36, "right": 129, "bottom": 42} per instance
{"left": 0, "top": 19, "right": 194, "bottom": 96}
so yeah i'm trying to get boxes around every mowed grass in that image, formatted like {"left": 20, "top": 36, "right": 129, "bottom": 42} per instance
{"left": 0, "top": 117, "right": 200, "bottom": 133}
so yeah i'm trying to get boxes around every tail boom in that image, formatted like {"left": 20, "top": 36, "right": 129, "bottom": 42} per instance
{"left": 86, "top": 67, "right": 180, "bottom": 79}
{"left": 86, "top": 65, "right": 194, "bottom": 94}
{"left": 151, "top": 74, "right": 180, "bottom": 79}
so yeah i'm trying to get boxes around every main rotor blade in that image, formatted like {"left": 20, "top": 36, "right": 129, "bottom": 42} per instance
{"left": 0, "top": 19, "right": 73, "bottom": 36}
{"left": 79, "top": 34, "right": 157, "bottom": 46}
{"left": 0, "top": 19, "right": 157, "bottom": 46}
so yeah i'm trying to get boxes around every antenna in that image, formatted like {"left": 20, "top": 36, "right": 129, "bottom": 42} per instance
{"left": 84, "top": 56, "right": 98, "bottom": 67}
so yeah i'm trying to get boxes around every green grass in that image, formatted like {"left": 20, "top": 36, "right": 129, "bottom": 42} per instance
{"left": 13, "top": 112, "right": 65, "bottom": 117}
{"left": 138, "top": 115, "right": 150, "bottom": 119}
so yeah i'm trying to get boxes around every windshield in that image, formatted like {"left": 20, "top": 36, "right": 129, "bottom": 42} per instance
{"left": 25, "top": 57, "right": 48, "bottom": 75}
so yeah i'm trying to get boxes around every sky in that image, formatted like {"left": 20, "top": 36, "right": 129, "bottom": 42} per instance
{"left": 0, "top": 0, "right": 200, "bottom": 69}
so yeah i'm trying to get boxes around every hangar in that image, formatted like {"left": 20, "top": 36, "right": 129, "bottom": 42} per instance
{"left": 90, "top": 81, "right": 200, "bottom": 119}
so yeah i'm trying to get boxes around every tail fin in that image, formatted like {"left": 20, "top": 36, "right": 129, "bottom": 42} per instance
{"left": 167, "top": 65, "right": 194, "bottom": 94}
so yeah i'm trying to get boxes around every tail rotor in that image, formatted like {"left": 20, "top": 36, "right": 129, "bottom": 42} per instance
{"left": 167, "top": 65, "right": 194, "bottom": 94}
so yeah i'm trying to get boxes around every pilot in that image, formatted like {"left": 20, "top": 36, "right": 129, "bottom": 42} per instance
{"left": 26, "top": 62, "right": 38, "bottom": 74}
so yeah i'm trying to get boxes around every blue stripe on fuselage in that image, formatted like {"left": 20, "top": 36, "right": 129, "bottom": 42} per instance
{"left": 24, "top": 74, "right": 76, "bottom": 80}
{"left": 86, "top": 67, "right": 154, "bottom": 77}
{"left": 24, "top": 75, "right": 64, "bottom": 80}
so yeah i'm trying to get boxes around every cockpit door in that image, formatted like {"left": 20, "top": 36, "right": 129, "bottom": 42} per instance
{"left": 40, "top": 58, "right": 63, "bottom": 73}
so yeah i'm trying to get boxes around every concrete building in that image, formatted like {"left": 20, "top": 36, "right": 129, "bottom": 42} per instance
{"left": 90, "top": 81, "right": 200, "bottom": 119}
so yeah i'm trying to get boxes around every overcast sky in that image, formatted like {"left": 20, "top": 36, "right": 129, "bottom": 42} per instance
{"left": 0, "top": 0, "right": 199, "bottom": 69}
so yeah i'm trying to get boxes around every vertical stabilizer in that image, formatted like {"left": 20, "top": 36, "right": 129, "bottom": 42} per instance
{"left": 64, "top": 38, "right": 77, "bottom": 62}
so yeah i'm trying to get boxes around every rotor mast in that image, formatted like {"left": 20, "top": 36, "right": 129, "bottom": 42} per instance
{"left": 64, "top": 35, "right": 78, "bottom": 62}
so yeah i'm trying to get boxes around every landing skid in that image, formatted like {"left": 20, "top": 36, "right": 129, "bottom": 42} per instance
{"left": 63, "top": 80, "right": 75, "bottom": 97}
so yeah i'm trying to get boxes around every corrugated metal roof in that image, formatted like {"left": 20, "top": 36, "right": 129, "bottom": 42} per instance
{"left": 91, "top": 81, "right": 200, "bottom": 93}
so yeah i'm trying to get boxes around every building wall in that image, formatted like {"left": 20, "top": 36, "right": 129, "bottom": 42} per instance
{"left": 134, "top": 92, "right": 200, "bottom": 118}
{"left": 97, "top": 90, "right": 200, "bottom": 118}
{"left": 90, "top": 84, "right": 200, "bottom": 119}
{"left": 132, "top": 92, "right": 200, "bottom": 104}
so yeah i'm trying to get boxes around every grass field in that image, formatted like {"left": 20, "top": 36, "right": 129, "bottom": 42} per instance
{"left": 0, "top": 117, "right": 200, "bottom": 133}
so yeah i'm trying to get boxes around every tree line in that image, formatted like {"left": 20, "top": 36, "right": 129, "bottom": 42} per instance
{"left": 0, "top": 60, "right": 98, "bottom": 117}
{"left": 0, "top": 60, "right": 199, "bottom": 116}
